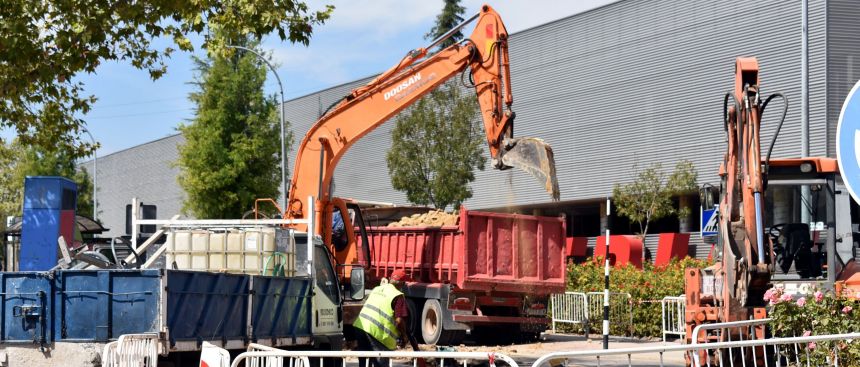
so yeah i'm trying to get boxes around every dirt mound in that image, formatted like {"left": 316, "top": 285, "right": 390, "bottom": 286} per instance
{"left": 387, "top": 210, "right": 458, "bottom": 227}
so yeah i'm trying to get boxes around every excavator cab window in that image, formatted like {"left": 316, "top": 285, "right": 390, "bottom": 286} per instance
{"left": 346, "top": 203, "right": 372, "bottom": 268}
{"left": 331, "top": 207, "right": 348, "bottom": 252}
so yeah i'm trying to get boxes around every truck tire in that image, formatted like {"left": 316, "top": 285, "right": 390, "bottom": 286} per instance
{"left": 420, "top": 299, "right": 463, "bottom": 346}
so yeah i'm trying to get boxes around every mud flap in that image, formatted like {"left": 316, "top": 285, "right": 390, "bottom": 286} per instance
{"left": 499, "top": 138, "right": 561, "bottom": 200}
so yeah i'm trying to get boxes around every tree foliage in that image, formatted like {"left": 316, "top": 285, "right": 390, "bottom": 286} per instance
{"left": 387, "top": 0, "right": 485, "bottom": 210}
{"left": 0, "top": 140, "right": 94, "bottom": 219}
{"left": 0, "top": 0, "right": 332, "bottom": 158}
{"left": 612, "top": 160, "right": 698, "bottom": 236}
{"left": 177, "top": 38, "right": 285, "bottom": 219}
{"left": 425, "top": 0, "right": 466, "bottom": 50}
{"left": 387, "top": 85, "right": 484, "bottom": 210}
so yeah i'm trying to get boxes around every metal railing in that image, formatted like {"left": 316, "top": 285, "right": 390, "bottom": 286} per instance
{"left": 587, "top": 291, "right": 632, "bottom": 336}
{"left": 531, "top": 332, "right": 860, "bottom": 367}
{"left": 243, "top": 343, "right": 309, "bottom": 367}
{"left": 689, "top": 318, "right": 771, "bottom": 366}
{"left": 661, "top": 296, "right": 686, "bottom": 342}
{"left": 101, "top": 333, "right": 159, "bottom": 367}
{"left": 231, "top": 350, "right": 519, "bottom": 367}
{"left": 550, "top": 292, "right": 589, "bottom": 333}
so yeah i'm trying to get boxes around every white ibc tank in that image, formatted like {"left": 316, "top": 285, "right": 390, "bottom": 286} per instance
{"left": 166, "top": 228, "right": 295, "bottom": 275}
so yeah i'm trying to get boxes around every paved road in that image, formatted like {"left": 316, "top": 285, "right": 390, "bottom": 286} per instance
{"left": 343, "top": 334, "right": 688, "bottom": 367}
{"left": 498, "top": 334, "right": 687, "bottom": 367}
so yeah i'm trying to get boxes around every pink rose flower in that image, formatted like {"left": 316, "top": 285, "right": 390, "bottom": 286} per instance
{"left": 843, "top": 306, "right": 853, "bottom": 314}
{"left": 808, "top": 342, "right": 816, "bottom": 350}
{"left": 763, "top": 289, "right": 775, "bottom": 303}
{"left": 779, "top": 293, "right": 793, "bottom": 303}
{"left": 796, "top": 297, "right": 807, "bottom": 307}
{"left": 814, "top": 291, "right": 824, "bottom": 303}
{"left": 802, "top": 330, "right": 812, "bottom": 337}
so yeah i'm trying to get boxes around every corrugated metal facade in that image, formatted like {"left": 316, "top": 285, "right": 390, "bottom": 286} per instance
{"left": 285, "top": 0, "right": 834, "bottom": 210}
{"left": 82, "top": 0, "right": 860, "bottom": 243}
{"left": 826, "top": 0, "right": 860, "bottom": 156}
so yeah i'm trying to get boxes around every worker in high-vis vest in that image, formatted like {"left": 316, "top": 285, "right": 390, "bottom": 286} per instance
{"left": 353, "top": 269, "right": 421, "bottom": 367}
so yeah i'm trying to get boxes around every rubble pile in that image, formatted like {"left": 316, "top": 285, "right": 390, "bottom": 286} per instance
{"left": 387, "top": 210, "right": 458, "bottom": 227}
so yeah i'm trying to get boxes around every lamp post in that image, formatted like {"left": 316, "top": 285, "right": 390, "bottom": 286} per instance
{"left": 81, "top": 128, "right": 97, "bottom": 221}
{"left": 227, "top": 45, "right": 288, "bottom": 211}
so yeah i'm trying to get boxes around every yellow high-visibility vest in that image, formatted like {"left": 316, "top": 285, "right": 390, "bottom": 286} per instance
{"left": 353, "top": 283, "right": 403, "bottom": 349}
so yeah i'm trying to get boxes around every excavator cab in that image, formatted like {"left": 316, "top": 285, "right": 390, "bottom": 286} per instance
{"left": 764, "top": 158, "right": 858, "bottom": 286}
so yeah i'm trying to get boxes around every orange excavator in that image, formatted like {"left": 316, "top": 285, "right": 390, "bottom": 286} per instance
{"left": 686, "top": 57, "right": 860, "bottom": 360}
{"left": 280, "top": 4, "right": 559, "bottom": 281}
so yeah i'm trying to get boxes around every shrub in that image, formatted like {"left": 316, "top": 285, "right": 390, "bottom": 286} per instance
{"left": 564, "top": 257, "right": 711, "bottom": 338}
{"left": 767, "top": 287, "right": 860, "bottom": 365}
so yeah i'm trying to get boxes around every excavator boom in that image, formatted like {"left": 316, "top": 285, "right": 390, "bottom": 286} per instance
{"left": 285, "top": 4, "right": 560, "bottom": 266}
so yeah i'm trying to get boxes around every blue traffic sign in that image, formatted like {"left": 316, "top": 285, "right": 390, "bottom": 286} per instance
{"left": 700, "top": 207, "right": 718, "bottom": 236}
{"left": 836, "top": 80, "right": 860, "bottom": 204}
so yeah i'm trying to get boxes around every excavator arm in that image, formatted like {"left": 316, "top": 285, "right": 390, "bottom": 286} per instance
{"left": 284, "top": 4, "right": 559, "bottom": 266}
{"left": 718, "top": 57, "right": 774, "bottom": 314}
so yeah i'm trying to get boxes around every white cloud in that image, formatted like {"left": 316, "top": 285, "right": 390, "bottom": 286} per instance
{"left": 310, "top": 0, "right": 441, "bottom": 40}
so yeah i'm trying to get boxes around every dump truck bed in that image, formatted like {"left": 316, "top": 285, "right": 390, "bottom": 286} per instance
{"left": 360, "top": 207, "right": 566, "bottom": 295}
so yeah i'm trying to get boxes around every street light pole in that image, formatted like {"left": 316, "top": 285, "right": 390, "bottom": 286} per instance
{"left": 82, "top": 128, "right": 97, "bottom": 221}
{"left": 227, "top": 45, "right": 288, "bottom": 211}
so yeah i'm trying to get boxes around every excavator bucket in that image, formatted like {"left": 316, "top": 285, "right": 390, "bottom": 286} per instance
{"left": 500, "top": 138, "right": 561, "bottom": 200}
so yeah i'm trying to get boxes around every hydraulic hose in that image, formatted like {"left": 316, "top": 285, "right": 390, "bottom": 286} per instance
{"left": 761, "top": 93, "right": 788, "bottom": 169}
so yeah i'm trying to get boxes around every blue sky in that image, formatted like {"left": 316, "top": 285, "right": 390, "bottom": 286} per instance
{"left": 74, "top": 0, "right": 616, "bottom": 157}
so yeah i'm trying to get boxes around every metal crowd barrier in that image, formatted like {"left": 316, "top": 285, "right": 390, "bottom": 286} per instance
{"left": 550, "top": 292, "right": 589, "bottom": 333}
{"left": 587, "top": 291, "right": 632, "bottom": 335}
{"left": 531, "top": 332, "right": 860, "bottom": 367}
{"left": 230, "top": 350, "right": 519, "bottom": 367}
{"left": 101, "top": 333, "right": 159, "bottom": 367}
{"left": 661, "top": 295, "right": 686, "bottom": 342}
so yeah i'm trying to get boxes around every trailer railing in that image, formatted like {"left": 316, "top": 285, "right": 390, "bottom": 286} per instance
{"left": 230, "top": 350, "right": 519, "bottom": 367}
{"left": 531, "top": 332, "right": 860, "bottom": 367}
{"left": 101, "top": 333, "right": 159, "bottom": 367}
{"left": 661, "top": 295, "right": 686, "bottom": 342}
{"left": 550, "top": 292, "right": 588, "bottom": 333}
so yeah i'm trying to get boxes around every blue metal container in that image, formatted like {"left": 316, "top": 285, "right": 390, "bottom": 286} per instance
{"left": 251, "top": 275, "right": 312, "bottom": 343}
{"left": 165, "top": 271, "right": 249, "bottom": 347}
{"left": 20, "top": 177, "right": 77, "bottom": 271}
{"left": 0, "top": 269, "right": 317, "bottom": 351}
{"left": 0, "top": 272, "right": 53, "bottom": 343}
{"left": 54, "top": 270, "right": 160, "bottom": 341}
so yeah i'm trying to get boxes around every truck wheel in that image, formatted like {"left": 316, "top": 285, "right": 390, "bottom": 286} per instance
{"left": 421, "top": 299, "right": 464, "bottom": 346}
{"left": 421, "top": 299, "right": 444, "bottom": 345}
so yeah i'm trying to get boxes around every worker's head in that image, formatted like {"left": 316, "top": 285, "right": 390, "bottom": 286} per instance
{"left": 389, "top": 269, "right": 409, "bottom": 288}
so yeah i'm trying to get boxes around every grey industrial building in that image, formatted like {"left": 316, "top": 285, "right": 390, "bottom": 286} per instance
{"left": 82, "top": 0, "right": 860, "bottom": 260}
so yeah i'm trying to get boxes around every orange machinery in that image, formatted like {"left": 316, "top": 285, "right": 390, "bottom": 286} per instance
{"left": 280, "top": 5, "right": 560, "bottom": 282}
{"left": 686, "top": 58, "right": 860, "bottom": 356}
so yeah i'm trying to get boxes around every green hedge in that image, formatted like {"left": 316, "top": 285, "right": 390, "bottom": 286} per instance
{"left": 564, "top": 257, "right": 711, "bottom": 338}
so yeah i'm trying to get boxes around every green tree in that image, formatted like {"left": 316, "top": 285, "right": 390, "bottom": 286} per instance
{"left": 387, "top": 0, "right": 485, "bottom": 210}
{"left": 387, "top": 85, "right": 484, "bottom": 210}
{"left": 612, "top": 160, "right": 698, "bottom": 236}
{"left": 0, "top": 0, "right": 332, "bottom": 158}
{"left": 0, "top": 140, "right": 94, "bottom": 219}
{"left": 177, "top": 38, "right": 285, "bottom": 219}
{"left": 426, "top": 0, "right": 466, "bottom": 50}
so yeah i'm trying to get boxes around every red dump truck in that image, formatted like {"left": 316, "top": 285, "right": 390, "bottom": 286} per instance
{"left": 353, "top": 206, "right": 566, "bottom": 345}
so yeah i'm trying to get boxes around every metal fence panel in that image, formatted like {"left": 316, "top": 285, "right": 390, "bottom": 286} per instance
{"left": 231, "top": 350, "right": 519, "bottom": 367}
{"left": 531, "top": 332, "right": 860, "bottom": 367}
{"left": 550, "top": 292, "right": 588, "bottom": 333}
{"left": 661, "top": 296, "right": 686, "bottom": 342}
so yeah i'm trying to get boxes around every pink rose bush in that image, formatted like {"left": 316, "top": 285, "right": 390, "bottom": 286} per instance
{"left": 769, "top": 287, "right": 860, "bottom": 365}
